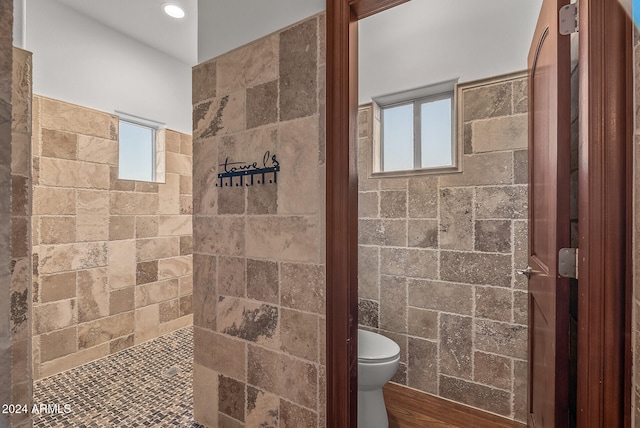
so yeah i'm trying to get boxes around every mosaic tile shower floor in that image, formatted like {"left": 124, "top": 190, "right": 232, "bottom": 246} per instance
{"left": 33, "top": 326, "right": 203, "bottom": 428}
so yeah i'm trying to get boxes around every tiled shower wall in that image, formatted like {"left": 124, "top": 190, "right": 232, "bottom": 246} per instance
{"left": 192, "top": 14, "right": 326, "bottom": 428}
{"left": 357, "top": 73, "right": 528, "bottom": 422}
{"left": 31, "top": 95, "right": 194, "bottom": 379}
{"left": 1, "top": 36, "right": 34, "bottom": 427}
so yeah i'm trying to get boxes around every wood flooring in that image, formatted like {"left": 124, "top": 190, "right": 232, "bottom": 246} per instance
{"left": 384, "top": 383, "right": 526, "bottom": 428}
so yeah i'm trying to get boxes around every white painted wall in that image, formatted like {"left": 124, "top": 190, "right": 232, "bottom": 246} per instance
{"left": 25, "top": 0, "right": 192, "bottom": 134}
{"left": 197, "top": 0, "right": 324, "bottom": 63}
{"left": 358, "top": 0, "right": 542, "bottom": 103}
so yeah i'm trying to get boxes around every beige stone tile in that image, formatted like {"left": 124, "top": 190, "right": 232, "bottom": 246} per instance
{"left": 193, "top": 363, "right": 219, "bottom": 428}
{"left": 110, "top": 334, "right": 134, "bottom": 353}
{"left": 246, "top": 259, "right": 278, "bottom": 304}
{"left": 513, "top": 220, "right": 528, "bottom": 290}
{"left": 439, "top": 152, "right": 513, "bottom": 187}
{"left": 158, "top": 255, "right": 192, "bottom": 280}
{"left": 248, "top": 344, "right": 317, "bottom": 409}
{"left": 513, "top": 290, "right": 527, "bottom": 325}
{"left": 475, "top": 185, "right": 528, "bottom": 219}
{"left": 164, "top": 130, "right": 181, "bottom": 153}
{"left": 358, "top": 246, "right": 379, "bottom": 301}
{"left": 439, "top": 187, "right": 473, "bottom": 250}
{"left": 33, "top": 187, "right": 76, "bottom": 215}
{"left": 180, "top": 275, "right": 193, "bottom": 296}
{"left": 408, "top": 279, "right": 473, "bottom": 315}
{"left": 439, "top": 314, "right": 472, "bottom": 378}
{"left": 179, "top": 174, "right": 192, "bottom": 195}
{"left": 193, "top": 92, "right": 246, "bottom": 140}
{"left": 440, "top": 250, "right": 512, "bottom": 287}
{"left": 513, "top": 359, "right": 528, "bottom": 422}
{"left": 110, "top": 287, "right": 134, "bottom": 315}
{"left": 473, "top": 351, "right": 512, "bottom": 390}
{"left": 40, "top": 216, "right": 76, "bottom": 244}
{"left": 110, "top": 192, "right": 159, "bottom": 215}
{"left": 246, "top": 216, "right": 319, "bottom": 262}
{"left": 34, "top": 300, "right": 77, "bottom": 335}
{"left": 40, "top": 272, "right": 76, "bottom": 303}
{"left": 475, "top": 319, "right": 527, "bottom": 359}
{"left": 280, "top": 308, "right": 318, "bottom": 361}
{"left": 218, "top": 375, "right": 246, "bottom": 422}
{"left": 158, "top": 215, "right": 192, "bottom": 236}
{"left": 475, "top": 285, "right": 512, "bottom": 322}
{"left": 159, "top": 299, "right": 179, "bottom": 323}
{"left": 407, "top": 307, "right": 438, "bottom": 339}
{"left": 280, "top": 400, "right": 318, "bottom": 428}
{"left": 39, "top": 327, "right": 77, "bottom": 363}
{"left": 109, "top": 216, "right": 135, "bottom": 240}
{"left": 194, "top": 327, "right": 246, "bottom": 381}
{"left": 180, "top": 133, "right": 193, "bottom": 156}
{"left": 134, "top": 304, "right": 159, "bottom": 344}
{"left": 136, "top": 237, "right": 180, "bottom": 262}
{"left": 408, "top": 219, "right": 438, "bottom": 248}
{"left": 218, "top": 256, "right": 246, "bottom": 297}
{"left": 136, "top": 279, "right": 179, "bottom": 307}
{"left": 77, "top": 268, "right": 109, "bottom": 323}
{"left": 246, "top": 387, "right": 279, "bottom": 428}
{"left": 462, "top": 80, "right": 512, "bottom": 122}
{"left": 217, "top": 296, "right": 279, "bottom": 348}
{"left": 407, "top": 337, "right": 437, "bottom": 394}
{"left": 135, "top": 216, "right": 158, "bottom": 239}
{"left": 135, "top": 181, "right": 159, "bottom": 193}
{"left": 108, "top": 240, "right": 136, "bottom": 289}
{"left": 380, "top": 247, "right": 438, "bottom": 279}
{"left": 158, "top": 173, "right": 181, "bottom": 215}
{"left": 11, "top": 132, "right": 31, "bottom": 177}
{"left": 77, "top": 190, "right": 110, "bottom": 241}
{"left": 40, "top": 97, "right": 115, "bottom": 139}
{"left": 359, "top": 219, "right": 406, "bottom": 247}
{"left": 216, "top": 34, "right": 279, "bottom": 94}
{"left": 278, "top": 116, "right": 320, "bottom": 214}
{"left": 379, "top": 275, "right": 407, "bottom": 333}
{"left": 359, "top": 191, "right": 378, "bottom": 218}
{"left": 166, "top": 152, "right": 192, "bottom": 176}
{"left": 77, "top": 135, "right": 118, "bottom": 165}
{"left": 40, "top": 343, "right": 109, "bottom": 379}
{"left": 439, "top": 375, "right": 510, "bottom": 417}
{"left": 41, "top": 128, "right": 77, "bottom": 160}
{"left": 247, "top": 80, "right": 278, "bottom": 129}
{"left": 193, "top": 254, "right": 217, "bottom": 331}
{"left": 159, "top": 313, "right": 193, "bottom": 335}
{"left": 193, "top": 216, "right": 244, "bottom": 257}
{"left": 180, "top": 195, "right": 192, "bottom": 215}
{"left": 77, "top": 312, "right": 134, "bottom": 349}
{"left": 38, "top": 242, "right": 108, "bottom": 274}
{"left": 472, "top": 114, "right": 527, "bottom": 153}
{"left": 40, "top": 158, "right": 110, "bottom": 189}
{"left": 475, "top": 219, "right": 512, "bottom": 253}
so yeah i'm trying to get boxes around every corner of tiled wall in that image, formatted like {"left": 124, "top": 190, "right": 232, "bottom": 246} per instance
{"left": 192, "top": 12, "right": 327, "bottom": 428}
{"left": 30, "top": 95, "right": 194, "bottom": 380}
{"left": 358, "top": 71, "right": 529, "bottom": 422}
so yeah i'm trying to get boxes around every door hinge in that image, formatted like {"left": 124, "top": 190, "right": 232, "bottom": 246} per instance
{"left": 559, "top": 248, "right": 578, "bottom": 279}
{"left": 559, "top": 3, "right": 578, "bottom": 35}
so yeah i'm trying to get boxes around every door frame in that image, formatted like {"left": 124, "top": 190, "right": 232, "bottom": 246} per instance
{"left": 576, "top": 0, "right": 633, "bottom": 427}
{"left": 325, "top": 0, "right": 634, "bottom": 426}
{"left": 325, "top": 0, "right": 409, "bottom": 425}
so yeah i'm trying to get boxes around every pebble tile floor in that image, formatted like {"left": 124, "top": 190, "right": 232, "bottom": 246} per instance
{"left": 33, "top": 326, "right": 203, "bottom": 427}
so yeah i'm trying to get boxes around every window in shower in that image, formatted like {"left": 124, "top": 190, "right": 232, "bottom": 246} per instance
{"left": 117, "top": 114, "right": 165, "bottom": 183}
{"left": 373, "top": 80, "right": 460, "bottom": 176}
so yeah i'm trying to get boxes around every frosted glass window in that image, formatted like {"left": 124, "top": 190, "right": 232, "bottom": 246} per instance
{"left": 118, "top": 120, "right": 155, "bottom": 182}
{"left": 382, "top": 103, "right": 414, "bottom": 172}
{"left": 421, "top": 98, "right": 453, "bottom": 168}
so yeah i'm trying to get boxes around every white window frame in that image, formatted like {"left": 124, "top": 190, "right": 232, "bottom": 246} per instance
{"left": 372, "top": 79, "right": 462, "bottom": 178}
{"left": 116, "top": 111, "right": 166, "bottom": 183}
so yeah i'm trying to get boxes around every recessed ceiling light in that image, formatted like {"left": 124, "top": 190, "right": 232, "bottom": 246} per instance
{"left": 163, "top": 3, "right": 186, "bottom": 19}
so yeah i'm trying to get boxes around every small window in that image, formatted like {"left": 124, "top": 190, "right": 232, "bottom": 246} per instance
{"left": 373, "top": 80, "right": 459, "bottom": 176}
{"left": 117, "top": 114, "right": 164, "bottom": 182}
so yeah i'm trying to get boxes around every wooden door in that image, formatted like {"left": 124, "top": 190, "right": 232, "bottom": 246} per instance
{"left": 527, "top": 0, "right": 572, "bottom": 426}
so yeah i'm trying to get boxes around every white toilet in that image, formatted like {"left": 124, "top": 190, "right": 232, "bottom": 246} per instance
{"left": 357, "top": 329, "right": 400, "bottom": 428}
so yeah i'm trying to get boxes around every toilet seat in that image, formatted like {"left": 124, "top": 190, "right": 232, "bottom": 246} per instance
{"left": 358, "top": 329, "right": 400, "bottom": 363}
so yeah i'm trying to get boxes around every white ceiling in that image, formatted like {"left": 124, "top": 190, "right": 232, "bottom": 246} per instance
{"left": 52, "top": 0, "right": 198, "bottom": 65}
{"left": 37, "top": 0, "right": 543, "bottom": 105}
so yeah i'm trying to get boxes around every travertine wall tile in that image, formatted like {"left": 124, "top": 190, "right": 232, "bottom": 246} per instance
{"left": 358, "top": 73, "right": 529, "bottom": 422}
{"left": 31, "top": 95, "right": 193, "bottom": 377}
{"left": 193, "top": 14, "right": 325, "bottom": 427}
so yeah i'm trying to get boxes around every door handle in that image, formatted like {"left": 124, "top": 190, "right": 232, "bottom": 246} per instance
{"left": 516, "top": 267, "right": 532, "bottom": 279}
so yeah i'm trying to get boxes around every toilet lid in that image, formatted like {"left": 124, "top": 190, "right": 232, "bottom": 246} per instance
{"left": 358, "top": 329, "right": 400, "bottom": 363}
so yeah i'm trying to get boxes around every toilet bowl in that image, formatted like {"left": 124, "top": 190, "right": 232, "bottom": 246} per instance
{"left": 358, "top": 329, "right": 400, "bottom": 428}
